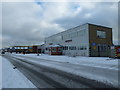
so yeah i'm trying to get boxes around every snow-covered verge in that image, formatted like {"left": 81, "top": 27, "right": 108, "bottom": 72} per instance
{"left": 10, "top": 53, "right": 119, "bottom": 87}
{"left": 0, "top": 56, "right": 2, "bottom": 90}
{"left": 2, "top": 56, "right": 36, "bottom": 88}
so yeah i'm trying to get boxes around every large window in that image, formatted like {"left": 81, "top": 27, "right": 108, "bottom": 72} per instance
{"left": 63, "top": 30, "right": 85, "bottom": 40}
{"left": 97, "top": 30, "right": 106, "bottom": 38}
{"left": 77, "top": 30, "right": 85, "bottom": 37}
{"left": 78, "top": 46, "right": 87, "bottom": 50}
{"left": 69, "top": 46, "right": 77, "bottom": 50}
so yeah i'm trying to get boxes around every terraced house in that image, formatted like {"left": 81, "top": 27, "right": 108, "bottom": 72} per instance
{"left": 45, "top": 23, "right": 113, "bottom": 57}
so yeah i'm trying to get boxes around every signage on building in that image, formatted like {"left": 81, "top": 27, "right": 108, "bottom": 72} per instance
{"left": 65, "top": 40, "right": 72, "bottom": 42}
{"left": 93, "top": 46, "right": 96, "bottom": 49}
{"left": 92, "top": 42, "right": 96, "bottom": 46}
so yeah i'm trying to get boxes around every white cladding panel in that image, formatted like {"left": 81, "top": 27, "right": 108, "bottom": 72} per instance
{"left": 45, "top": 24, "right": 89, "bottom": 56}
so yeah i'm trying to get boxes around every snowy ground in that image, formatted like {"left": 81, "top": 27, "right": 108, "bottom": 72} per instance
{"left": 2, "top": 56, "right": 36, "bottom": 88}
{"left": 13, "top": 53, "right": 118, "bottom": 70}
{"left": 0, "top": 56, "right": 2, "bottom": 90}
{"left": 10, "top": 53, "right": 119, "bottom": 87}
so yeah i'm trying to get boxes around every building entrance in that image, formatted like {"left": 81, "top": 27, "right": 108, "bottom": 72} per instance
{"left": 97, "top": 44, "right": 108, "bottom": 57}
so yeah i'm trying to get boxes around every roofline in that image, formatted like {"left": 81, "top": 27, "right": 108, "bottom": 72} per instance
{"left": 87, "top": 23, "right": 112, "bottom": 29}
{"left": 45, "top": 23, "right": 88, "bottom": 39}
{"left": 45, "top": 23, "right": 112, "bottom": 39}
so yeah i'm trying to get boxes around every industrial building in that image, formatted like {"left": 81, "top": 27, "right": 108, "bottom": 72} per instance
{"left": 9, "top": 45, "right": 42, "bottom": 54}
{"left": 45, "top": 23, "right": 113, "bottom": 57}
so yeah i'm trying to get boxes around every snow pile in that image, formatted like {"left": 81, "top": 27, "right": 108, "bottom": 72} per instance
{"left": 2, "top": 57, "right": 36, "bottom": 88}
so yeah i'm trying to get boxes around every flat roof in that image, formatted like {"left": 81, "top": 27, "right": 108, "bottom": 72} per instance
{"left": 45, "top": 23, "right": 112, "bottom": 39}
{"left": 88, "top": 23, "right": 112, "bottom": 29}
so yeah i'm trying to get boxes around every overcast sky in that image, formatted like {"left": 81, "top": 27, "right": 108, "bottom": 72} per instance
{"left": 1, "top": 0, "right": 119, "bottom": 48}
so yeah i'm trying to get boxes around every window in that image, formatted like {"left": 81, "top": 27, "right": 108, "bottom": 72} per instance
{"left": 69, "top": 46, "right": 77, "bottom": 50}
{"left": 66, "top": 46, "right": 68, "bottom": 50}
{"left": 73, "top": 46, "right": 76, "bottom": 50}
{"left": 52, "top": 48, "right": 56, "bottom": 52}
{"left": 56, "top": 36, "right": 62, "bottom": 41}
{"left": 75, "top": 46, "right": 76, "bottom": 50}
{"left": 77, "top": 30, "right": 85, "bottom": 36}
{"left": 74, "top": 32, "right": 77, "bottom": 37}
{"left": 97, "top": 30, "right": 106, "bottom": 38}
{"left": 62, "top": 47, "right": 64, "bottom": 50}
{"left": 118, "top": 48, "right": 120, "bottom": 53}
{"left": 69, "top": 46, "right": 73, "bottom": 50}
{"left": 84, "top": 46, "right": 87, "bottom": 50}
{"left": 80, "top": 47, "right": 84, "bottom": 50}
{"left": 97, "top": 44, "right": 107, "bottom": 52}
{"left": 79, "top": 46, "right": 87, "bottom": 50}
{"left": 64, "top": 46, "right": 66, "bottom": 50}
{"left": 64, "top": 46, "right": 68, "bottom": 50}
{"left": 61, "top": 36, "right": 63, "bottom": 40}
{"left": 58, "top": 48, "right": 62, "bottom": 52}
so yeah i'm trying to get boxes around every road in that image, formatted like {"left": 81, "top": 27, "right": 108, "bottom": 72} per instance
{"left": 3, "top": 54, "right": 117, "bottom": 89}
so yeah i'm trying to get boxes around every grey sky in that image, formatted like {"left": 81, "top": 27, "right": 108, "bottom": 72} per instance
{"left": 1, "top": 1, "right": 118, "bottom": 48}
